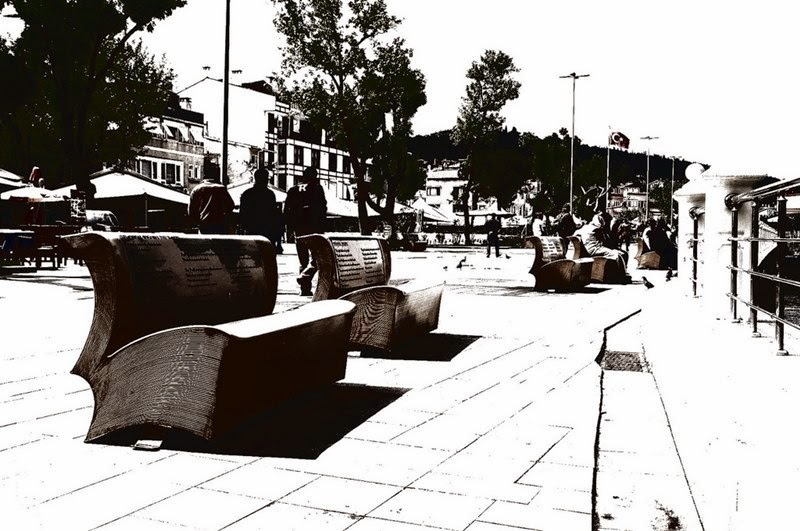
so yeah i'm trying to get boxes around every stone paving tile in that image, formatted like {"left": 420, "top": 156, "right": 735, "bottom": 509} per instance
{"left": 369, "top": 488, "right": 493, "bottom": 530}
{"left": 347, "top": 517, "right": 441, "bottom": 530}
{"left": 478, "top": 501, "right": 591, "bottom": 531}
{"left": 282, "top": 476, "right": 402, "bottom": 516}
{"left": 410, "top": 472, "right": 540, "bottom": 504}
{"left": 96, "top": 515, "right": 189, "bottom": 530}
{"left": 517, "top": 461, "right": 594, "bottom": 492}
{"left": 224, "top": 502, "right": 357, "bottom": 531}
{"left": 344, "top": 419, "right": 413, "bottom": 443}
{"left": 200, "top": 460, "right": 318, "bottom": 500}
{"left": 129, "top": 486, "right": 271, "bottom": 530}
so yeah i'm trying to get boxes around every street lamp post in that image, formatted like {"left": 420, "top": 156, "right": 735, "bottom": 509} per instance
{"left": 221, "top": 0, "right": 231, "bottom": 186}
{"left": 640, "top": 135, "right": 659, "bottom": 219}
{"left": 559, "top": 72, "right": 590, "bottom": 214}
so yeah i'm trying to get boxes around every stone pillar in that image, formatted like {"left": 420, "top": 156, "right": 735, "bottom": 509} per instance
{"left": 673, "top": 168, "right": 705, "bottom": 296}
{"left": 697, "top": 171, "right": 765, "bottom": 318}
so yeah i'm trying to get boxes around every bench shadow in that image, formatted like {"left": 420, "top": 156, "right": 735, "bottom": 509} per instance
{"left": 94, "top": 382, "right": 407, "bottom": 459}
{"left": 360, "top": 332, "right": 481, "bottom": 361}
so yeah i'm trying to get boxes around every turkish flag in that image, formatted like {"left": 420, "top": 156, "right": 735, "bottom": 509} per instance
{"left": 609, "top": 131, "right": 630, "bottom": 150}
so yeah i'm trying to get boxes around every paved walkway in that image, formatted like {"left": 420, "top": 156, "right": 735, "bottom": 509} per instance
{"left": 3, "top": 244, "right": 782, "bottom": 530}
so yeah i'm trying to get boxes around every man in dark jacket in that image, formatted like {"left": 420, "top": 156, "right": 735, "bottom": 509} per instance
{"left": 485, "top": 213, "right": 501, "bottom": 258}
{"left": 188, "top": 175, "right": 234, "bottom": 234}
{"left": 554, "top": 204, "right": 577, "bottom": 239}
{"left": 284, "top": 167, "right": 327, "bottom": 295}
{"left": 239, "top": 167, "right": 277, "bottom": 240}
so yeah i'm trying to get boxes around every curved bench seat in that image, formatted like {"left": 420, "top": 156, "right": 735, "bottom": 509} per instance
{"left": 64, "top": 232, "right": 355, "bottom": 442}
{"left": 568, "top": 236, "right": 628, "bottom": 284}
{"left": 299, "top": 233, "right": 443, "bottom": 354}
{"left": 527, "top": 236, "right": 592, "bottom": 291}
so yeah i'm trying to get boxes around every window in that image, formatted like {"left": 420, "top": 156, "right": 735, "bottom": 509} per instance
{"left": 343, "top": 156, "right": 351, "bottom": 174}
{"left": 426, "top": 186, "right": 441, "bottom": 196}
{"left": 278, "top": 144, "right": 287, "bottom": 165}
{"left": 294, "top": 146, "right": 304, "bottom": 165}
{"left": 328, "top": 153, "right": 337, "bottom": 172}
{"left": 278, "top": 172, "right": 287, "bottom": 190}
{"left": 267, "top": 143, "right": 276, "bottom": 165}
{"left": 311, "top": 149, "right": 320, "bottom": 168}
{"left": 161, "top": 162, "right": 178, "bottom": 185}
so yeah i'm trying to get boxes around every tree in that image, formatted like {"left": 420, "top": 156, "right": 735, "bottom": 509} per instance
{"left": 0, "top": 0, "right": 184, "bottom": 193}
{"left": 452, "top": 50, "right": 521, "bottom": 244}
{"left": 273, "top": 0, "right": 426, "bottom": 234}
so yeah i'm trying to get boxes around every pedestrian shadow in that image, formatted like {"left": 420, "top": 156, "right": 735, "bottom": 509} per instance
{"left": 359, "top": 333, "right": 481, "bottom": 362}
{"left": 93, "top": 382, "right": 406, "bottom": 459}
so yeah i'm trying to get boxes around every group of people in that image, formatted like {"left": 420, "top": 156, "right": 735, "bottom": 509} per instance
{"left": 187, "top": 166, "right": 327, "bottom": 296}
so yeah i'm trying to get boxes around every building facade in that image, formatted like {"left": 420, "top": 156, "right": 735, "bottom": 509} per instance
{"left": 133, "top": 101, "right": 205, "bottom": 190}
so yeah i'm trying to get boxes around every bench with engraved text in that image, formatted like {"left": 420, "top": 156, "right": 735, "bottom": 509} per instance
{"left": 567, "top": 235, "right": 628, "bottom": 283}
{"left": 298, "top": 233, "right": 443, "bottom": 354}
{"left": 64, "top": 232, "right": 356, "bottom": 442}
{"left": 525, "top": 235, "right": 593, "bottom": 291}
{"left": 634, "top": 237, "right": 664, "bottom": 269}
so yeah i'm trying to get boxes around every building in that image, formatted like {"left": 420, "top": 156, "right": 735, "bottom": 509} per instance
{"left": 132, "top": 95, "right": 205, "bottom": 191}
{"left": 424, "top": 160, "right": 470, "bottom": 220}
{"left": 178, "top": 77, "right": 355, "bottom": 201}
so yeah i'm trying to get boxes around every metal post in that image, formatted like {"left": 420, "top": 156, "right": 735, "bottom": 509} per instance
{"left": 750, "top": 201, "right": 760, "bottom": 336}
{"left": 670, "top": 158, "right": 675, "bottom": 223}
{"left": 640, "top": 136, "right": 659, "bottom": 219}
{"left": 776, "top": 196, "right": 788, "bottom": 355}
{"left": 692, "top": 214, "right": 699, "bottom": 297}
{"left": 221, "top": 0, "right": 231, "bottom": 187}
{"left": 559, "top": 72, "right": 589, "bottom": 214}
{"left": 730, "top": 206, "right": 740, "bottom": 321}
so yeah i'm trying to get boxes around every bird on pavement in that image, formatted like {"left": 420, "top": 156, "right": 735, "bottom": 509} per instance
{"left": 504, "top": 253, "right": 511, "bottom": 259}
{"left": 642, "top": 276, "right": 654, "bottom": 289}
{"left": 666, "top": 267, "right": 673, "bottom": 281}
{"left": 456, "top": 257, "right": 467, "bottom": 269}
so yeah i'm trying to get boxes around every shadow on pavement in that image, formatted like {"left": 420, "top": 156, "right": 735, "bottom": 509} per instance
{"left": 360, "top": 333, "right": 481, "bottom": 362}
{"left": 93, "top": 382, "right": 407, "bottom": 459}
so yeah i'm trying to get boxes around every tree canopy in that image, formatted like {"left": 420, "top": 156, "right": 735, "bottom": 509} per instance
{"left": 273, "top": 0, "right": 426, "bottom": 234}
{"left": 452, "top": 50, "right": 521, "bottom": 243}
{"left": 0, "top": 0, "right": 183, "bottom": 191}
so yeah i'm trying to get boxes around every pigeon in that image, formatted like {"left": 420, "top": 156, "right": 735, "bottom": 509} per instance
{"left": 666, "top": 267, "right": 673, "bottom": 281}
{"left": 456, "top": 257, "right": 467, "bottom": 269}
{"left": 504, "top": 253, "right": 511, "bottom": 259}
{"left": 642, "top": 276, "right": 654, "bottom": 289}
{"left": 443, "top": 265, "right": 448, "bottom": 271}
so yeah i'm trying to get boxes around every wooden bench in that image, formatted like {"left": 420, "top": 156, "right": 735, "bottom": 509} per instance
{"left": 299, "top": 233, "right": 443, "bottom": 354}
{"left": 526, "top": 236, "right": 593, "bottom": 291}
{"left": 568, "top": 236, "right": 628, "bottom": 284}
{"left": 63, "top": 232, "right": 356, "bottom": 442}
{"left": 634, "top": 238, "right": 663, "bottom": 269}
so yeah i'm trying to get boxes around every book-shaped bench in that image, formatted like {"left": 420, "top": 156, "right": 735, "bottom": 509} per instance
{"left": 527, "top": 236, "right": 593, "bottom": 291}
{"left": 568, "top": 236, "right": 628, "bottom": 284}
{"left": 634, "top": 238, "right": 663, "bottom": 269}
{"left": 63, "top": 232, "right": 356, "bottom": 442}
{"left": 298, "top": 233, "right": 443, "bottom": 354}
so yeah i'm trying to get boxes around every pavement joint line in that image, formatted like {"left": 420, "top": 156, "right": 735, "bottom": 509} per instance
{"left": 512, "top": 430, "right": 572, "bottom": 484}
{"left": 644, "top": 343, "right": 707, "bottom": 531}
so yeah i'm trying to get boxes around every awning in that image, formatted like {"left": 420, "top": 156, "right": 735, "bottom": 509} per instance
{"left": 409, "top": 198, "right": 455, "bottom": 223}
{"left": 0, "top": 185, "right": 66, "bottom": 202}
{"left": 326, "top": 196, "right": 415, "bottom": 218}
{"left": 51, "top": 169, "right": 190, "bottom": 205}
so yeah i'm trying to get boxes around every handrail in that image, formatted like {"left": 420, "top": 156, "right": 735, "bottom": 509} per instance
{"left": 728, "top": 175, "right": 800, "bottom": 207}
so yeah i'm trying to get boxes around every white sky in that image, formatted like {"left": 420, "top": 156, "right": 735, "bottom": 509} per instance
{"left": 4, "top": 0, "right": 800, "bottom": 178}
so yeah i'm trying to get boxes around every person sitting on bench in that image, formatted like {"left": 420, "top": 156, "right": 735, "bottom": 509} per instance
{"left": 575, "top": 213, "right": 628, "bottom": 273}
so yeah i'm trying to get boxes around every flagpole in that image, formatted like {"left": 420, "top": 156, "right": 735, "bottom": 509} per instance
{"left": 605, "top": 126, "right": 611, "bottom": 212}
{"left": 670, "top": 157, "right": 675, "bottom": 224}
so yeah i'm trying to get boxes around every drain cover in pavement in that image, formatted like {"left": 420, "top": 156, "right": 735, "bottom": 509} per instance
{"left": 601, "top": 351, "right": 649, "bottom": 372}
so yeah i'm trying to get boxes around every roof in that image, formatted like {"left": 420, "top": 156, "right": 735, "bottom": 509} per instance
{"left": 0, "top": 168, "right": 23, "bottom": 182}
{"left": 51, "top": 169, "right": 190, "bottom": 205}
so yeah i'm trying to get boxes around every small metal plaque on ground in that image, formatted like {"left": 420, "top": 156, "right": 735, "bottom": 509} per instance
{"left": 601, "top": 351, "right": 649, "bottom": 372}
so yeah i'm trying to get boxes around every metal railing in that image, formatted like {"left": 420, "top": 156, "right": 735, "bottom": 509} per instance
{"left": 689, "top": 206, "right": 705, "bottom": 297}
{"left": 727, "top": 175, "right": 800, "bottom": 354}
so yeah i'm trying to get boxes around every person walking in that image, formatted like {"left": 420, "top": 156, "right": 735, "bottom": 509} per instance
{"left": 188, "top": 174, "right": 234, "bottom": 234}
{"left": 239, "top": 167, "right": 277, "bottom": 241}
{"left": 485, "top": 213, "right": 501, "bottom": 258}
{"left": 284, "top": 167, "right": 327, "bottom": 295}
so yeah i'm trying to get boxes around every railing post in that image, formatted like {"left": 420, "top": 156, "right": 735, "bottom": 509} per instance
{"left": 776, "top": 195, "right": 788, "bottom": 355}
{"left": 750, "top": 201, "right": 760, "bottom": 337}
{"left": 692, "top": 215, "right": 699, "bottom": 297}
{"left": 730, "top": 205, "right": 740, "bottom": 321}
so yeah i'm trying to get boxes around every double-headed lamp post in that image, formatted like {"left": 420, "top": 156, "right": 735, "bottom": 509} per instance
{"left": 559, "top": 72, "right": 590, "bottom": 214}
{"left": 640, "top": 135, "right": 659, "bottom": 219}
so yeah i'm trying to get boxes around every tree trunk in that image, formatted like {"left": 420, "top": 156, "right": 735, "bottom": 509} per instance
{"left": 461, "top": 182, "right": 472, "bottom": 245}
